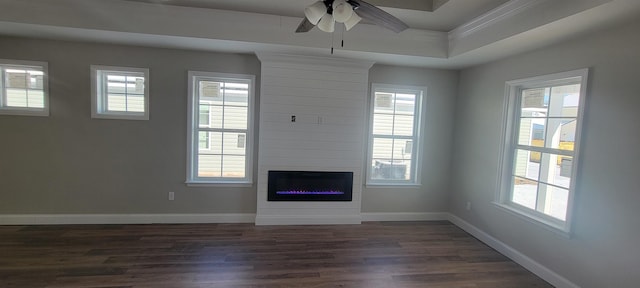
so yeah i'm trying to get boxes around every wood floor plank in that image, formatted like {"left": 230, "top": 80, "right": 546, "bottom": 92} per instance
{"left": 0, "top": 221, "right": 553, "bottom": 288}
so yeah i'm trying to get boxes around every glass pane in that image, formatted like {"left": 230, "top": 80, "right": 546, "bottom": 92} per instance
{"left": 372, "top": 113, "right": 393, "bottom": 135}
{"left": 5, "top": 88, "right": 27, "bottom": 107}
{"left": 372, "top": 158, "right": 408, "bottom": 180}
{"left": 224, "top": 106, "right": 248, "bottom": 130}
{"left": 389, "top": 139, "right": 412, "bottom": 180}
{"left": 198, "top": 131, "right": 209, "bottom": 150}
{"left": 371, "top": 159, "right": 388, "bottom": 178}
{"left": 521, "top": 87, "right": 549, "bottom": 117}
{"left": 128, "top": 76, "right": 145, "bottom": 94}
{"left": 374, "top": 92, "right": 394, "bottom": 112}
{"left": 222, "top": 155, "right": 245, "bottom": 178}
{"left": 107, "top": 75, "right": 126, "bottom": 94}
{"left": 517, "top": 118, "right": 545, "bottom": 147}
{"left": 223, "top": 132, "right": 246, "bottom": 155}
{"left": 29, "top": 73, "right": 44, "bottom": 89}
{"left": 541, "top": 154, "right": 572, "bottom": 189}
{"left": 199, "top": 104, "right": 210, "bottom": 127}
{"left": 392, "top": 139, "right": 412, "bottom": 160}
{"left": 127, "top": 94, "right": 145, "bottom": 112}
{"left": 512, "top": 176, "right": 537, "bottom": 210}
{"left": 200, "top": 81, "right": 223, "bottom": 104}
{"left": 393, "top": 115, "right": 414, "bottom": 136}
{"left": 107, "top": 94, "right": 127, "bottom": 111}
{"left": 513, "top": 149, "right": 539, "bottom": 181}
{"left": 548, "top": 84, "right": 580, "bottom": 117}
{"left": 207, "top": 105, "right": 223, "bottom": 129}
{"left": 198, "top": 154, "right": 221, "bottom": 177}
{"left": 394, "top": 93, "right": 416, "bottom": 115}
{"left": 26, "top": 90, "right": 45, "bottom": 108}
{"left": 5, "top": 70, "right": 28, "bottom": 89}
{"left": 372, "top": 138, "right": 392, "bottom": 159}
{"left": 545, "top": 118, "right": 576, "bottom": 151}
{"left": 541, "top": 183, "right": 569, "bottom": 221}
{"left": 205, "top": 132, "right": 222, "bottom": 154}
{"left": 222, "top": 82, "right": 249, "bottom": 107}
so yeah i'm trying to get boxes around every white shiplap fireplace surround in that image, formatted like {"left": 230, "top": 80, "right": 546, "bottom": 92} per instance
{"left": 255, "top": 53, "right": 374, "bottom": 225}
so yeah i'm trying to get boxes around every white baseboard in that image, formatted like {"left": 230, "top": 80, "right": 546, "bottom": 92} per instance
{"left": 255, "top": 215, "right": 362, "bottom": 225}
{"left": 446, "top": 213, "right": 579, "bottom": 288}
{"left": 361, "top": 212, "right": 449, "bottom": 222}
{"left": 255, "top": 212, "right": 449, "bottom": 225}
{"left": 0, "top": 213, "right": 256, "bottom": 225}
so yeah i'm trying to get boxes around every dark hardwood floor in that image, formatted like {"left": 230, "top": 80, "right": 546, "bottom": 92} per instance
{"left": 0, "top": 221, "right": 552, "bottom": 288}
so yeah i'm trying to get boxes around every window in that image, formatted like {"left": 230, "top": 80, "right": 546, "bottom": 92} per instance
{"left": 497, "top": 69, "right": 588, "bottom": 233}
{"left": 367, "top": 84, "right": 425, "bottom": 185}
{"left": 0, "top": 59, "right": 48, "bottom": 116}
{"left": 186, "top": 71, "right": 254, "bottom": 185}
{"left": 91, "top": 65, "right": 149, "bottom": 120}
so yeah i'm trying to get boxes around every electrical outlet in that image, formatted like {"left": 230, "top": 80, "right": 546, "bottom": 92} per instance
{"left": 466, "top": 201, "right": 471, "bottom": 211}
{"left": 168, "top": 191, "right": 175, "bottom": 201}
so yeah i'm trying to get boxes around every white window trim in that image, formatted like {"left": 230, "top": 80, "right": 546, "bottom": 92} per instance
{"left": 186, "top": 71, "right": 255, "bottom": 186}
{"left": 0, "top": 59, "right": 49, "bottom": 117}
{"left": 366, "top": 83, "right": 426, "bottom": 187}
{"left": 90, "top": 65, "right": 149, "bottom": 120}
{"left": 495, "top": 68, "right": 589, "bottom": 235}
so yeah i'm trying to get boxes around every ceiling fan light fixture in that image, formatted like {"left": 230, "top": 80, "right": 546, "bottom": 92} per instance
{"left": 295, "top": 0, "right": 408, "bottom": 34}
{"left": 343, "top": 12, "right": 361, "bottom": 31}
{"left": 332, "top": 0, "right": 353, "bottom": 23}
{"left": 304, "top": 1, "right": 327, "bottom": 24}
{"left": 317, "top": 13, "right": 336, "bottom": 32}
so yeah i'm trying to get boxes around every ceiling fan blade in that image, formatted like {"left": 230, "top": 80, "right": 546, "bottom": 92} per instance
{"left": 295, "top": 17, "right": 315, "bottom": 33}
{"left": 353, "top": 0, "right": 409, "bottom": 33}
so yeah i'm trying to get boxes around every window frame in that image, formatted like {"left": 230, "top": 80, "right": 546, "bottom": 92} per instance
{"left": 90, "top": 65, "right": 149, "bottom": 120}
{"left": 186, "top": 71, "right": 255, "bottom": 186}
{"left": 0, "top": 59, "right": 49, "bottom": 117}
{"left": 495, "top": 68, "right": 589, "bottom": 234}
{"left": 366, "top": 83, "right": 426, "bottom": 187}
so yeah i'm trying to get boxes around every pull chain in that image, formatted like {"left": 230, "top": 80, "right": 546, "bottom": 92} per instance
{"left": 330, "top": 29, "right": 335, "bottom": 54}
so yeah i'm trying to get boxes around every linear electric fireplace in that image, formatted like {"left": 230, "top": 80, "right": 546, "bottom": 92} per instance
{"left": 268, "top": 171, "right": 353, "bottom": 201}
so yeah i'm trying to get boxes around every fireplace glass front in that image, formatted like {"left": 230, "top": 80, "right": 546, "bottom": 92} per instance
{"left": 267, "top": 171, "right": 353, "bottom": 201}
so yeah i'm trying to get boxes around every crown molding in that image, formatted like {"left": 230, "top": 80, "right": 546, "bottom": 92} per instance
{"left": 449, "top": 0, "right": 549, "bottom": 43}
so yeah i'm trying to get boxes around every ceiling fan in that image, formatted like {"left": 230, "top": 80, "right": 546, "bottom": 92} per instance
{"left": 296, "top": 0, "right": 409, "bottom": 33}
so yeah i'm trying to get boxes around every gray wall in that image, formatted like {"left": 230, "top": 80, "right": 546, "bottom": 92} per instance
{"left": 0, "top": 37, "right": 261, "bottom": 214}
{"left": 0, "top": 37, "right": 458, "bottom": 216}
{"left": 451, "top": 17, "right": 640, "bottom": 287}
{"left": 363, "top": 65, "right": 458, "bottom": 213}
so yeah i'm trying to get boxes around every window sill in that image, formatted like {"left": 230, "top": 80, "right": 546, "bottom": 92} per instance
{"left": 92, "top": 112, "right": 149, "bottom": 121}
{"left": 365, "top": 183, "right": 421, "bottom": 189}
{"left": 0, "top": 108, "right": 49, "bottom": 117}
{"left": 185, "top": 181, "right": 253, "bottom": 188}
{"left": 492, "top": 202, "right": 572, "bottom": 238}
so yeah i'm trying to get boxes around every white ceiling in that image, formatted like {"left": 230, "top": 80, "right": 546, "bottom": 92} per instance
{"left": 0, "top": 0, "right": 639, "bottom": 68}
{"left": 124, "top": 0, "right": 512, "bottom": 31}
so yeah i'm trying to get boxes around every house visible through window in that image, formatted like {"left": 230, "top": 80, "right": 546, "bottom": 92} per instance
{"left": 0, "top": 60, "right": 48, "bottom": 116}
{"left": 498, "top": 69, "right": 588, "bottom": 233}
{"left": 367, "top": 84, "right": 424, "bottom": 185}
{"left": 91, "top": 65, "right": 149, "bottom": 120}
{"left": 187, "top": 71, "right": 254, "bottom": 185}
